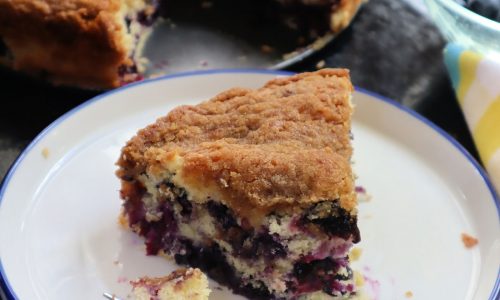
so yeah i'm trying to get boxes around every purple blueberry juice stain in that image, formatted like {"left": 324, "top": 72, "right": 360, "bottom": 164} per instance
{"left": 355, "top": 186, "right": 366, "bottom": 194}
{"left": 130, "top": 234, "right": 142, "bottom": 246}
{"left": 363, "top": 275, "right": 381, "bottom": 300}
{"left": 312, "top": 239, "right": 352, "bottom": 260}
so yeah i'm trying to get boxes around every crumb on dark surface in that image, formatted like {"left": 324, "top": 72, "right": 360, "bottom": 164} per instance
{"left": 461, "top": 233, "right": 478, "bottom": 248}
{"left": 316, "top": 60, "right": 325, "bottom": 69}
{"left": 201, "top": 1, "right": 213, "bottom": 9}
{"left": 260, "top": 44, "right": 274, "bottom": 54}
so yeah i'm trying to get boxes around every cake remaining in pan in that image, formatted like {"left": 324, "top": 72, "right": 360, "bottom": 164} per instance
{"left": 117, "top": 69, "right": 360, "bottom": 299}
{"left": 0, "top": 0, "right": 362, "bottom": 89}
{"left": 0, "top": 0, "right": 157, "bottom": 89}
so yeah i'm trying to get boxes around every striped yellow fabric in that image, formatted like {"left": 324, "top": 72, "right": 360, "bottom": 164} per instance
{"left": 445, "top": 44, "right": 500, "bottom": 192}
{"left": 457, "top": 51, "right": 481, "bottom": 104}
{"left": 474, "top": 97, "right": 500, "bottom": 164}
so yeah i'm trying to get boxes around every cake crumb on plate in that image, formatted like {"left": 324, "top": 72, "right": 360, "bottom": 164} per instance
{"left": 349, "top": 247, "right": 363, "bottom": 261}
{"left": 353, "top": 271, "right": 364, "bottom": 287}
{"left": 405, "top": 290, "right": 413, "bottom": 298}
{"left": 461, "top": 233, "right": 478, "bottom": 248}
{"left": 356, "top": 186, "right": 372, "bottom": 202}
{"left": 41, "top": 147, "right": 50, "bottom": 159}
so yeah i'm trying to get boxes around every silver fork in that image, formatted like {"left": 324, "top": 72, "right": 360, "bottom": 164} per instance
{"left": 103, "top": 292, "right": 123, "bottom": 300}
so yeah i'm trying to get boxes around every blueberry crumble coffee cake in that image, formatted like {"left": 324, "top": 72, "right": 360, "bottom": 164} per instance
{"left": 0, "top": 0, "right": 362, "bottom": 89}
{"left": 117, "top": 69, "right": 360, "bottom": 299}
{"left": 132, "top": 268, "right": 211, "bottom": 300}
{"left": 0, "top": 0, "right": 158, "bottom": 89}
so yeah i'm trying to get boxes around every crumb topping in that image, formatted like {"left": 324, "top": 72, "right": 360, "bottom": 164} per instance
{"left": 118, "top": 69, "right": 356, "bottom": 218}
{"left": 461, "top": 233, "right": 478, "bottom": 249}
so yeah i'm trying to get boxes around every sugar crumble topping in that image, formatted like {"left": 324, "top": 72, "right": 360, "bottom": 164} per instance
{"left": 461, "top": 233, "right": 478, "bottom": 249}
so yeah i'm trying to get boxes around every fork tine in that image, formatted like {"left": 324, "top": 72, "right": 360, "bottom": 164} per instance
{"left": 103, "top": 292, "right": 122, "bottom": 300}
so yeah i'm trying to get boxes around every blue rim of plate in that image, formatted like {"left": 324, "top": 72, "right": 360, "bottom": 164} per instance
{"left": 0, "top": 69, "right": 498, "bottom": 300}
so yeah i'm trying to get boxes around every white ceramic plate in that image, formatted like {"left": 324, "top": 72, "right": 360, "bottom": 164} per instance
{"left": 0, "top": 70, "right": 499, "bottom": 300}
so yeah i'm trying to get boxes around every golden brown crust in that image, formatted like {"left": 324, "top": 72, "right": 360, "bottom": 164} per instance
{"left": 273, "top": 0, "right": 365, "bottom": 33}
{"left": 0, "top": 0, "right": 131, "bottom": 88}
{"left": 330, "top": 0, "right": 364, "bottom": 33}
{"left": 271, "top": 0, "right": 364, "bottom": 33}
{"left": 118, "top": 69, "right": 356, "bottom": 218}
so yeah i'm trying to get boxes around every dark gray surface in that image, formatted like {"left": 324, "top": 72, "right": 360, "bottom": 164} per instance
{"left": 0, "top": 0, "right": 478, "bottom": 298}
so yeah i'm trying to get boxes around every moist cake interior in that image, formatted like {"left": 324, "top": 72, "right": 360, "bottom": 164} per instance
{"left": 122, "top": 179, "right": 360, "bottom": 299}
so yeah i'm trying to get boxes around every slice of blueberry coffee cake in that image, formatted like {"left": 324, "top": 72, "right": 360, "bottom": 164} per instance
{"left": 131, "top": 268, "right": 211, "bottom": 300}
{"left": 117, "top": 69, "right": 361, "bottom": 299}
